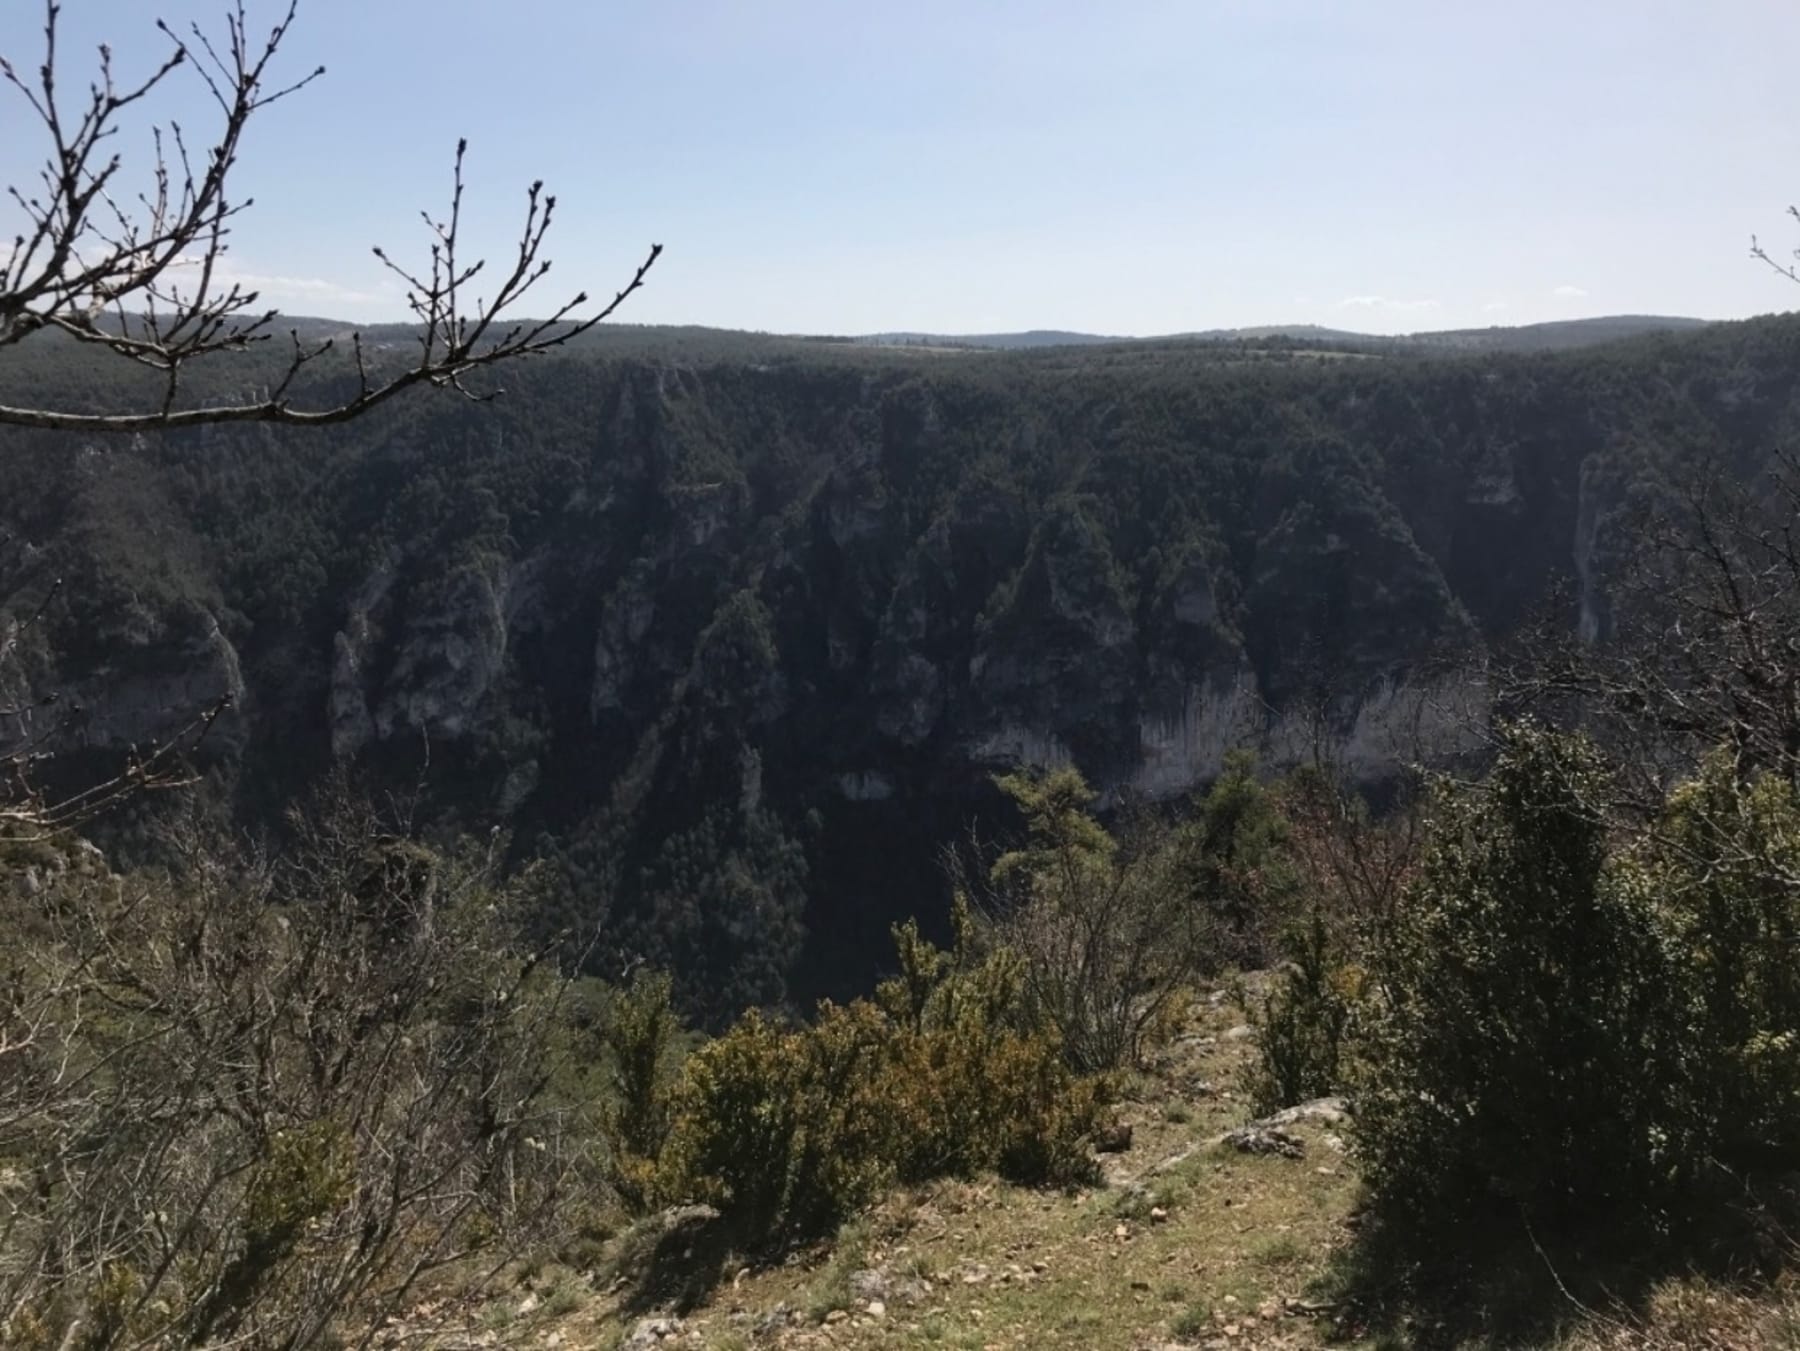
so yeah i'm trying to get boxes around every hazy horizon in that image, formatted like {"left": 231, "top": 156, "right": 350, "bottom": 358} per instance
{"left": 4, "top": 1, "right": 1798, "bottom": 336}
{"left": 267, "top": 312, "right": 1742, "bottom": 342}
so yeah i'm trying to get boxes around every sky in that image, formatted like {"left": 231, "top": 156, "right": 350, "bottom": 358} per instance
{"left": 4, "top": 0, "right": 1800, "bottom": 336}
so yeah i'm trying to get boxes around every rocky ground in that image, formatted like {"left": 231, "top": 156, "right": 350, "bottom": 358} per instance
{"left": 391, "top": 983, "right": 1800, "bottom": 1351}
{"left": 412, "top": 984, "right": 1361, "bottom": 1351}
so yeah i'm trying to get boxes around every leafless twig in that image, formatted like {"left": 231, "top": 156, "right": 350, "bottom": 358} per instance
{"left": 1750, "top": 205, "right": 1800, "bottom": 286}
{"left": 0, "top": 1, "right": 659, "bottom": 433}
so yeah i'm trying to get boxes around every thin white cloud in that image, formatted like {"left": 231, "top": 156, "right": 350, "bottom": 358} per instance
{"left": 170, "top": 255, "right": 389, "bottom": 312}
{"left": 1481, "top": 300, "right": 1510, "bottom": 313}
{"left": 1552, "top": 284, "right": 1589, "bottom": 299}
{"left": 227, "top": 271, "right": 381, "bottom": 307}
{"left": 1338, "top": 295, "right": 1441, "bottom": 313}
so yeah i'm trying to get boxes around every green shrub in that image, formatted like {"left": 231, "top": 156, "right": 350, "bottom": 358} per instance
{"left": 601, "top": 969, "right": 684, "bottom": 1210}
{"left": 981, "top": 768, "right": 1217, "bottom": 1071}
{"left": 1243, "top": 909, "right": 1356, "bottom": 1116}
{"left": 661, "top": 919, "right": 1105, "bottom": 1248}
{"left": 661, "top": 1002, "right": 897, "bottom": 1243}
{"left": 1354, "top": 724, "right": 1695, "bottom": 1246}
{"left": 1171, "top": 1303, "right": 1212, "bottom": 1339}
{"left": 884, "top": 1008, "right": 1108, "bottom": 1188}
{"left": 1645, "top": 754, "right": 1800, "bottom": 1168}
{"left": 1182, "top": 748, "right": 1302, "bottom": 964}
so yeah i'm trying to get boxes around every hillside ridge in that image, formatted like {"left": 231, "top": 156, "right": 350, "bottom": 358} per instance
{"left": 4, "top": 313, "right": 1800, "bottom": 1016}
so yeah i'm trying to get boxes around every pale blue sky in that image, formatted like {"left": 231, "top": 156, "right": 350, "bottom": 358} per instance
{"left": 6, "top": 1, "right": 1800, "bottom": 334}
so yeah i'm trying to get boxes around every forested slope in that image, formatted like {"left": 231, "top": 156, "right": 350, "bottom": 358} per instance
{"left": 5, "top": 315, "right": 1799, "bottom": 1016}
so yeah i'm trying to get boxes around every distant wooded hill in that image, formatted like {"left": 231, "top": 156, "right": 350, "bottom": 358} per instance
{"left": 850, "top": 314, "right": 1713, "bottom": 352}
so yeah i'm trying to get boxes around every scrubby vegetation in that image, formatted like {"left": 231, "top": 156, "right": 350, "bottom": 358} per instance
{"left": 9, "top": 4, "right": 1800, "bottom": 1341}
{"left": 12, "top": 306, "right": 1800, "bottom": 1346}
{"left": 629, "top": 905, "right": 1110, "bottom": 1251}
{"left": 0, "top": 810, "right": 1116, "bottom": 1346}
{"left": 14, "top": 685, "right": 1800, "bottom": 1345}
{"left": 970, "top": 769, "right": 1216, "bottom": 1073}
{"left": 1355, "top": 726, "right": 1696, "bottom": 1252}
{"left": 1241, "top": 909, "right": 1356, "bottom": 1118}
{"left": 0, "top": 800, "right": 599, "bottom": 1350}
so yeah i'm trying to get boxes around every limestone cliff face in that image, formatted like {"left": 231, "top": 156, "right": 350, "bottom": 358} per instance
{"left": 328, "top": 560, "right": 396, "bottom": 759}
{"left": 375, "top": 560, "right": 513, "bottom": 742}
{"left": 15, "top": 319, "right": 1791, "bottom": 1000}
{"left": 78, "top": 612, "right": 247, "bottom": 753}
{"left": 590, "top": 561, "right": 656, "bottom": 718}
{"left": 328, "top": 556, "right": 518, "bottom": 749}
{"left": 968, "top": 501, "right": 1139, "bottom": 771}
{"left": 0, "top": 613, "right": 31, "bottom": 738}
{"left": 282, "top": 369, "right": 1504, "bottom": 847}
{"left": 77, "top": 360, "right": 1584, "bottom": 811}
{"left": 4, "top": 603, "right": 246, "bottom": 763}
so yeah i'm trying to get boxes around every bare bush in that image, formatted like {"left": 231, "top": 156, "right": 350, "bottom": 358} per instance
{"left": 0, "top": 795, "right": 598, "bottom": 1350}
{"left": 1280, "top": 762, "right": 1423, "bottom": 947}
{"left": 957, "top": 768, "right": 1215, "bottom": 1073}
{"left": 1507, "top": 446, "right": 1800, "bottom": 807}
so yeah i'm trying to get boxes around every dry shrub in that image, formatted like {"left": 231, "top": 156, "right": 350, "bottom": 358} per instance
{"left": 0, "top": 795, "right": 596, "bottom": 1350}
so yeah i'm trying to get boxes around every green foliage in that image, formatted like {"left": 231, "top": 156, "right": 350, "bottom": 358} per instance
{"left": 694, "top": 589, "right": 780, "bottom": 696}
{"left": 1243, "top": 909, "right": 1357, "bottom": 1116}
{"left": 193, "top": 1119, "right": 360, "bottom": 1345}
{"left": 991, "top": 767, "right": 1117, "bottom": 877}
{"left": 1354, "top": 724, "right": 1695, "bottom": 1246}
{"left": 984, "top": 768, "right": 1214, "bottom": 1071}
{"left": 876, "top": 914, "right": 951, "bottom": 1033}
{"left": 660, "top": 1004, "right": 892, "bottom": 1244}
{"left": 243, "top": 1119, "right": 358, "bottom": 1252}
{"left": 633, "top": 793, "right": 809, "bottom": 1029}
{"left": 601, "top": 970, "right": 685, "bottom": 1211}
{"left": 661, "top": 920, "right": 1106, "bottom": 1249}
{"left": 877, "top": 910, "right": 1110, "bottom": 1187}
{"left": 1180, "top": 748, "right": 1300, "bottom": 963}
{"left": 1642, "top": 754, "right": 1800, "bottom": 1167}
{"left": 1334, "top": 728, "right": 1800, "bottom": 1319}
{"left": 1170, "top": 1303, "right": 1212, "bottom": 1340}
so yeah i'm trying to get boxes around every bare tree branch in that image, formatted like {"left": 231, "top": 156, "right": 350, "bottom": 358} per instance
{"left": 1750, "top": 204, "right": 1800, "bottom": 285}
{"left": 0, "top": 1, "right": 660, "bottom": 836}
{"left": 0, "top": 1, "right": 659, "bottom": 433}
{"left": 1501, "top": 443, "right": 1800, "bottom": 812}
